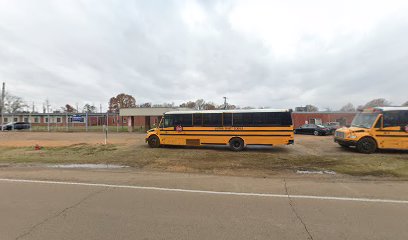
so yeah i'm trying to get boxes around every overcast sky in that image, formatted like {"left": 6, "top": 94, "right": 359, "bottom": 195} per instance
{"left": 1, "top": 0, "right": 408, "bottom": 111}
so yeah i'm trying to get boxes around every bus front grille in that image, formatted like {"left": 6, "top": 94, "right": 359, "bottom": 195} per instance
{"left": 335, "top": 131, "right": 345, "bottom": 138}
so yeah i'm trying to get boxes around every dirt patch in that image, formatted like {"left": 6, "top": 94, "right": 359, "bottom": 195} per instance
{"left": 0, "top": 132, "right": 140, "bottom": 147}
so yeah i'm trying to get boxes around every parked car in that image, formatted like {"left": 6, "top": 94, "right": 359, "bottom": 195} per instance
{"left": 294, "top": 124, "right": 331, "bottom": 136}
{"left": 323, "top": 122, "right": 341, "bottom": 134}
{"left": 1, "top": 122, "right": 31, "bottom": 131}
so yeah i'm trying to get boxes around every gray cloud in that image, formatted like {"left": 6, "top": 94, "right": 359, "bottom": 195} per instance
{"left": 0, "top": 0, "right": 407, "bottom": 111}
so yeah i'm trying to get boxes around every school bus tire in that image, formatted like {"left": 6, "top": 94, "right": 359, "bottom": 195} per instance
{"left": 229, "top": 137, "right": 245, "bottom": 151}
{"left": 356, "top": 137, "right": 377, "bottom": 154}
{"left": 148, "top": 135, "right": 160, "bottom": 148}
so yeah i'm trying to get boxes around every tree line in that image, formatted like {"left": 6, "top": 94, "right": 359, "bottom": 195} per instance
{"left": 1, "top": 91, "right": 407, "bottom": 114}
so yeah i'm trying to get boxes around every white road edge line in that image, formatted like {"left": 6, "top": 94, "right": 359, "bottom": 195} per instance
{"left": 0, "top": 178, "right": 407, "bottom": 204}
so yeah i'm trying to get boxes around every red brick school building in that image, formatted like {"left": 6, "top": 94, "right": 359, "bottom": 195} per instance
{"left": 1, "top": 108, "right": 357, "bottom": 131}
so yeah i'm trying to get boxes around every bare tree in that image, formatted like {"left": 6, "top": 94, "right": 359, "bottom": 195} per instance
{"left": 139, "top": 102, "right": 152, "bottom": 108}
{"left": 152, "top": 102, "right": 175, "bottom": 108}
{"left": 203, "top": 102, "right": 216, "bottom": 110}
{"left": 402, "top": 101, "right": 408, "bottom": 107}
{"left": 61, "top": 104, "right": 76, "bottom": 113}
{"left": 216, "top": 103, "right": 236, "bottom": 110}
{"left": 195, "top": 99, "right": 205, "bottom": 110}
{"left": 108, "top": 93, "right": 136, "bottom": 113}
{"left": 1, "top": 93, "right": 27, "bottom": 113}
{"left": 83, "top": 104, "right": 97, "bottom": 113}
{"left": 340, "top": 103, "right": 356, "bottom": 112}
{"left": 305, "top": 104, "right": 319, "bottom": 112}
{"left": 363, "top": 98, "right": 391, "bottom": 108}
{"left": 179, "top": 101, "right": 196, "bottom": 109}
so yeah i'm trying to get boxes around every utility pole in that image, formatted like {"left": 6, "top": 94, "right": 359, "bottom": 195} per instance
{"left": 45, "top": 99, "right": 50, "bottom": 113}
{"left": 1, "top": 82, "right": 5, "bottom": 131}
{"left": 29, "top": 101, "right": 32, "bottom": 132}
{"left": 223, "top": 97, "right": 227, "bottom": 110}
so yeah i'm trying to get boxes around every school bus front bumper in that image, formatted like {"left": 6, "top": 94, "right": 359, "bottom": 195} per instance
{"left": 334, "top": 137, "right": 357, "bottom": 146}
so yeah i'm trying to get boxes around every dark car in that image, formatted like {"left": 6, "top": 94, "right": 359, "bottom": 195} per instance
{"left": 323, "top": 122, "right": 341, "bottom": 134}
{"left": 1, "top": 122, "right": 31, "bottom": 131}
{"left": 294, "top": 124, "right": 331, "bottom": 136}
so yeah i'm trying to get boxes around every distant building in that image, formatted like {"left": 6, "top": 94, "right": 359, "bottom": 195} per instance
{"left": 0, "top": 112, "right": 125, "bottom": 129}
{"left": 295, "top": 106, "right": 308, "bottom": 112}
{"left": 291, "top": 111, "right": 357, "bottom": 128}
{"left": 120, "top": 107, "right": 192, "bottom": 132}
{"left": 1, "top": 109, "right": 358, "bottom": 131}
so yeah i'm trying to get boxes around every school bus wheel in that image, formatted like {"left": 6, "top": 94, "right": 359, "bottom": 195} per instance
{"left": 148, "top": 135, "right": 160, "bottom": 148}
{"left": 356, "top": 137, "right": 377, "bottom": 154}
{"left": 229, "top": 137, "right": 245, "bottom": 151}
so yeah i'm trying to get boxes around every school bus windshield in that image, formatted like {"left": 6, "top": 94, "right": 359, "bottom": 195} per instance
{"left": 351, "top": 112, "right": 379, "bottom": 129}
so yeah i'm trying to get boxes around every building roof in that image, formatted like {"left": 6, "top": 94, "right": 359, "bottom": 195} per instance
{"left": 292, "top": 111, "right": 357, "bottom": 114}
{"left": 119, "top": 107, "right": 192, "bottom": 116}
{"left": 1, "top": 113, "right": 115, "bottom": 116}
{"left": 374, "top": 107, "right": 408, "bottom": 111}
{"left": 165, "top": 109, "right": 291, "bottom": 115}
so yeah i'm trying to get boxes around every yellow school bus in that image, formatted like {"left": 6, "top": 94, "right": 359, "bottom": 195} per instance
{"left": 145, "top": 109, "right": 294, "bottom": 151}
{"left": 334, "top": 107, "right": 408, "bottom": 153}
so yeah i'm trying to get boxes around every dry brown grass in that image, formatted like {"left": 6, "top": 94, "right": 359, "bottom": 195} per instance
{"left": 0, "top": 132, "right": 407, "bottom": 178}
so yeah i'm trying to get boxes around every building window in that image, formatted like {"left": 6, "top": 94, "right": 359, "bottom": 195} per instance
{"left": 45, "top": 117, "right": 49, "bottom": 123}
{"left": 309, "top": 118, "right": 322, "bottom": 125}
{"left": 34, "top": 117, "right": 39, "bottom": 123}
{"left": 14, "top": 117, "right": 18, "bottom": 122}
{"left": 4, "top": 117, "right": 8, "bottom": 123}
{"left": 24, "top": 117, "right": 29, "bottom": 122}
{"left": 57, "top": 117, "right": 61, "bottom": 123}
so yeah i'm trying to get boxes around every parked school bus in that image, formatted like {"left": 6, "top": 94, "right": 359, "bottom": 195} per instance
{"left": 334, "top": 107, "right": 408, "bottom": 153}
{"left": 146, "top": 109, "right": 294, "bottom": 151}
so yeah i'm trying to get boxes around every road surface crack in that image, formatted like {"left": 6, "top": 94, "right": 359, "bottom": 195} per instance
{"left": 15, "top": 187, "right": 109, "bottom": 240}
{"left": 284, "top": 178, "right": 314, "bottom": 240}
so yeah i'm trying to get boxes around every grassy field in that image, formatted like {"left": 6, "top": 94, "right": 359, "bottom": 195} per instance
{"left": 0, "top": 133, "right": 407, "bottom": 178}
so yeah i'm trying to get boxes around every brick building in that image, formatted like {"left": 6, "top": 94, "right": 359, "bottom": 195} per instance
{"left": 120, "top": 107, "right": 191, "bottom": 132}
{"left": 0, "top": 112, "right": 125, "bottom": 128}
{"left": 291, "top": 112, "right": 357, "bottom": 128}
{"left": 1, "top": 110, "right": 357, "bottom": 131}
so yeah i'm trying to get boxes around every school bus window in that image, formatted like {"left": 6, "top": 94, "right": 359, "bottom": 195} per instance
{"left": 173, "top": 114, "right": 193, "bottom": 127}
{"left": 384, "top": 110, "right": 408, "bottom": 127}
{"left": 233, "top": 113, "right": 244, "bottom": 126}
{"left": 242, "top": 113, "right": 254, "bottom": 126}
{"left": 253, "top": 113, "right": 266, "bottom": 126}
{"left": 203, "top": 113, "right": 222, "bottom": 126}
{"left": 374, "top": 116, "right": 382, "bottom": 128}
{"left": 351, "top": 113, "right": 379, "bottom": 128}
{"left": 193, "top": 113, "right": 203, "bottom": 126}
{"left": 164, "top": 115, "right": 174, "bottom": 127}
{"left": 223, "top": 113, "right": 232, "bottom": 126}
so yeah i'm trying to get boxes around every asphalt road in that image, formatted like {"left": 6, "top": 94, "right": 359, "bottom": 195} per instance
{"left": 0, "top": 167, "right": 408, "bottom": 240}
